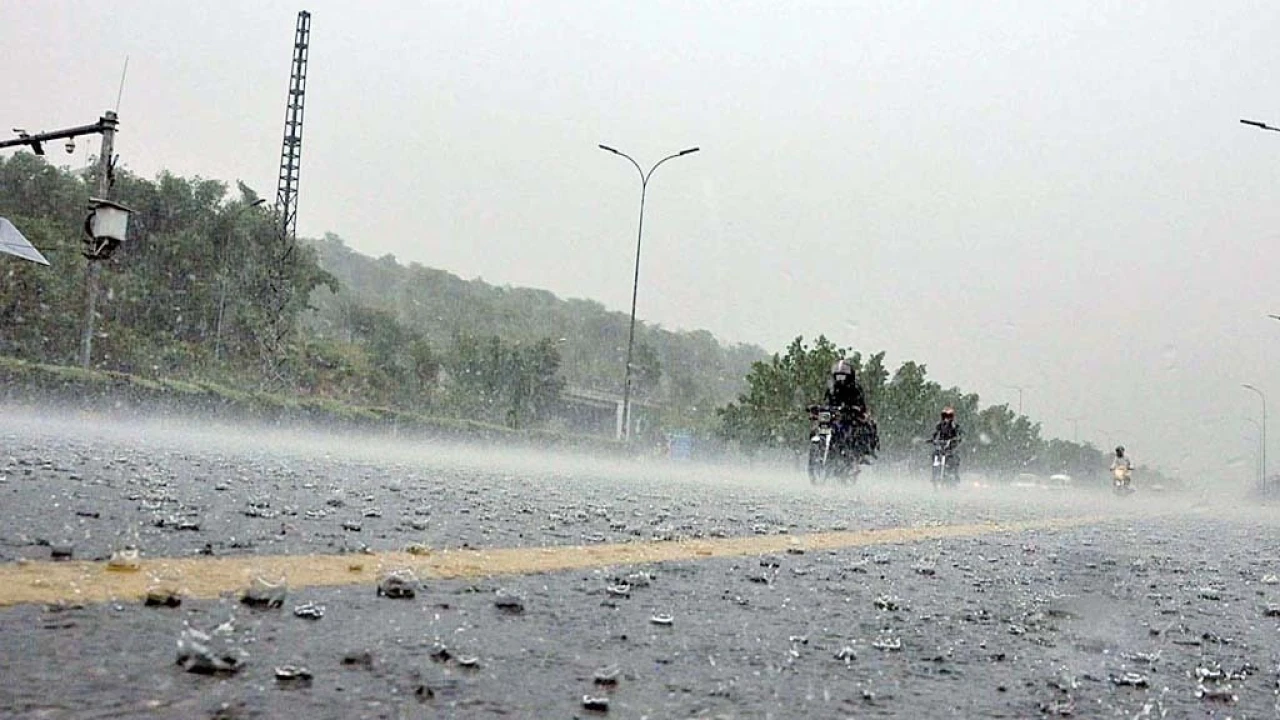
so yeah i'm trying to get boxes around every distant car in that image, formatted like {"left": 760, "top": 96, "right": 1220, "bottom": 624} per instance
{"left": 1048, "top": 474, "right": 1072, "bottom": 488}
{"left": 1011, "top": 473, "right": 1041, "bottom": 488}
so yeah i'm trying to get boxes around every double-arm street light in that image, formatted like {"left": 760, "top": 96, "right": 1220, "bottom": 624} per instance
{"left": 1241, "top": 118, "right": 1280, "bottom": 133}
{"left": 598, "top": 144, "right": 699, "bottom": 440}
{"left": 1243, "top": 383, "right": 1268, "bottom": 492}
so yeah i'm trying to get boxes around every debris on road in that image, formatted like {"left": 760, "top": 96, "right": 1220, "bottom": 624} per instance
{"left": 106, "top": 547, "right": 141, "bottom": 572}
{"left": 377, "top": 569, "right": 418, "bottom": 599}
{"left": 292, "top": 602, "right": 325, "bottom": 620}
{"left": 593, "top": 665, "right": 621, "bottom": 685}
{"left": 144, "top": 587, "right": 182, "bottom": 607}
{"left": 274, "top": 665, "right": 313, "bottom": 686}
{"left": 241, "top": 576, "right": 287, "bottom": 608}
{"left": 176, "top": 626, "right": 244, "bottom": 676}
{"left": 494, "top": 589, "right": 526, "bottom": 613}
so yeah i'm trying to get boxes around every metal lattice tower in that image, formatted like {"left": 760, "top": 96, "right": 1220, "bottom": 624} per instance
{"left": 275, "top": 10, "right": 310, "bottom": 242}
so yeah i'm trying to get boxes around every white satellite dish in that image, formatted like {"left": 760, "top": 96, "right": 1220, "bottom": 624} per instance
{"left": 0, "top": 217, "right": 50, "bottom": 266}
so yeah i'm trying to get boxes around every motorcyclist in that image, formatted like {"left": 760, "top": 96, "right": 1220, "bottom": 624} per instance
{"left": 930, "top": 407, "right": 963, "bottom": 467}
{"left": 823, "top": 359, "right": 866, "bottom": 413}
{"left": 1110, "top": 446, "right": 1132, "bottom": 484}
{"left": 821, "top": 359, "right": 874, "bottom": 458}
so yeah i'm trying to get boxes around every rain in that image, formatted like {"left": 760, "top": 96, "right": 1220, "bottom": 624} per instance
{"left": 3, "top": 2, "right": 1280, "bottom": 719}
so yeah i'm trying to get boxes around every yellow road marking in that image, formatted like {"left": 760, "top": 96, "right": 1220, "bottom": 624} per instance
{"left": 0, "top": 516, "right": 1102, "bottom": 608}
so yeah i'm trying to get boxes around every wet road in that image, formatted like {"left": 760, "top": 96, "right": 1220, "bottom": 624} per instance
{"left": 1, "top": 411, "right": 1278, "bottom": 719}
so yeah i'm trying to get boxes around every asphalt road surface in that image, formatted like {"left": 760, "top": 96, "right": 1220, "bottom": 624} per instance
{"left": 1, "top": 410, "right": 1278, "bottom": 719}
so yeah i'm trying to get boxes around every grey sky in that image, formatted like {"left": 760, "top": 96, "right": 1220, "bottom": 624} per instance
{"left": 6, "top": 1, "right": 1280, "bottom": 482}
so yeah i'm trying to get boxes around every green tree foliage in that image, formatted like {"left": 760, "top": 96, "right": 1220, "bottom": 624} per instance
{"left": 445, "top": 335, "right": 565, "bottom": 428}
{"left": 305, "top": 235, "right": 765, "bottom": 429}
{"left": 0, "top": 156, "right": 570, "bottom": 427}
{"left": 717, "top": 335, "right": 848, "bottom": 450}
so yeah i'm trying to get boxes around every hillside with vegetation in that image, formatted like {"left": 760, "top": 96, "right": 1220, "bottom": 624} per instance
{"left": 0, "top": 153, "right": 762, "bottom": 433}
{"left": 0, "top": 153, "right": 1183, "bottom": 485}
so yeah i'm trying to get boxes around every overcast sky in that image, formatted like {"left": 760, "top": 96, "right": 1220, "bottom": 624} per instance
{"left": 6, "top": 1, "right": 1280, "bottom": 482}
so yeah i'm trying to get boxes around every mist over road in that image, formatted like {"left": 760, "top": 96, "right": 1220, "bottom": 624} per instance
{"left": 1, "top": 410, "right": 1276, "bottom": 719}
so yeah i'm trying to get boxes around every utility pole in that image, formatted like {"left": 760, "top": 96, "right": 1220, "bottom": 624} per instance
{"left": 81, "top": 112, "right": 118, "bottom": 368}
{"left": 0, "top": 111, "right": 122, "bottom": 369}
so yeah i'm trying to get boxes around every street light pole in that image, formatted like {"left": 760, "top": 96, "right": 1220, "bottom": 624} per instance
{"left": 599, "top": 143, "right": 699, "bottom": 441}
{"left": 1006, "top": 385, "right": 1025, "bottom": 415}
{"left": 1241, "top": 118, "right": 1280, "bottom": 133}
{"left": 1243, "top": 383, "right": 1267, "bottom": 492}
{"left": 1244, "top": 417, "right": 1263, "bottom": 488}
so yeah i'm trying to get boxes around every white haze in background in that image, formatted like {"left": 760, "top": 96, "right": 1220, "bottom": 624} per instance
{"left": 9, "top": 407, "right": 1254, "bottom": 525}
{"left": 4, "top": 1, "right": 1280, "bottom": 485}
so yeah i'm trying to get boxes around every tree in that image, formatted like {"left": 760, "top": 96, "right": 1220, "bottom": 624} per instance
{"left": 715, "top": 335, "right": 1117, "bottom": 480}
{"left": 443, "top": 334, "right": 565, "bottom": 428}
{"left": 631, "top": 341, "right": 662, "bottom": 399}
{"left": 717, "top": 335, "right": 848, "bottom": 451}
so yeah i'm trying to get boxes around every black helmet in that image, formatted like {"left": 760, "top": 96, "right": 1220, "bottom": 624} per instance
{"left": 941, "top": 406, "right": 956, "bottom": 419}
{"left": 1115, "top": 446, "right": 1125, "bottom": 456}
{"left": 831, "top": 359, "right": 854, "bottom": 379}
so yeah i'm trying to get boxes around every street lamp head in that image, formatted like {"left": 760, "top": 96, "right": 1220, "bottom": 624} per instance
{"left": 598, "top": 144, "right": 620, "bottom": 155}
{"left": 678, "top": 147, "right": 700, "bottom": 156}
{"left": 1240, "top": 118, "right": 1280, "bottom": 132}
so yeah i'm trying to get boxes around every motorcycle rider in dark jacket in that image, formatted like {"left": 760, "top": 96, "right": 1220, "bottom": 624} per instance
{"left": 822, "top": 359, "right": 876, "bottom": 459}
{"left": 930, "top": 407, "right": 962, "bottom": 466}
{"left": 823, "top": 359, "right": 866, "bottom": 413}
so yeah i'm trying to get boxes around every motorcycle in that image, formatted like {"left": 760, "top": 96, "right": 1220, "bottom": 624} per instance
{"left": 1112, "top": 464, "right": 1134, "bottom": 496}
{"left": 807, "top": 405, "right": 860, "bottom": 485}
{"left": 931, "top": 438, "right": 960, "bottom": 488}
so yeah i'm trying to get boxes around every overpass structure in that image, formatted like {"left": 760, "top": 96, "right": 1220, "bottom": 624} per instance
{"left": 559, "top": 385, "right": 656, "bottom": 440}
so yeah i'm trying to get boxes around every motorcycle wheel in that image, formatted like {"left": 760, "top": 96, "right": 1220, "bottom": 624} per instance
{"left": 808, "top": 440, "right": 827, "bottom": 485}
{"left": 843, "top": 458, "right": 861, "bottom": 486}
